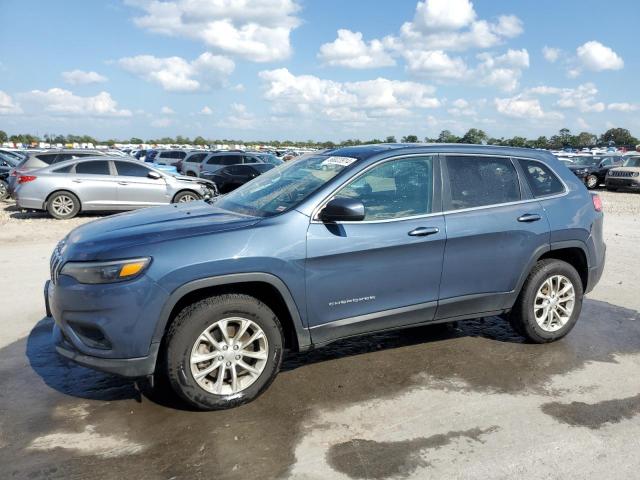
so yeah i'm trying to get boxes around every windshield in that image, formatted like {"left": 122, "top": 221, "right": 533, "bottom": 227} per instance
{"left": 623, "top": 156, "right": 640, "bottom": 168}
{"left": 571, "top": 156, "right": 598, "bottom": 166}
{"left": 216, "top": 155, "right": 357, "bottom": 217}
{"left": 256, "top": 153, "right": 283, "bottom": 166}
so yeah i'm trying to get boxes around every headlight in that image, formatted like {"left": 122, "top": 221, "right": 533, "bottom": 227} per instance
{"left": 60, "top": 257, "right": 151, "bottom": 284}
{"left": 575, "top": 168, "right": 589, "bottom": 175}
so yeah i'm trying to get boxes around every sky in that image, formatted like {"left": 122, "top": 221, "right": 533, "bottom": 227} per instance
{"left": 1, "top": 0, "right": 639, "bottom": 142}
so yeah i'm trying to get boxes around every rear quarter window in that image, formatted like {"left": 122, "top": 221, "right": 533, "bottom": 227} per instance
{"left": 518, "top": 159, "right": 565, "bottom": 197}
{"left": 35, "top": 154, "right": 57, "bottom": 164}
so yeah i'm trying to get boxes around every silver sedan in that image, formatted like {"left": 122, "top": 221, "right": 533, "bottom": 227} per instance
{"left": 14, "top": 157, "right": 217, "bottom": 219}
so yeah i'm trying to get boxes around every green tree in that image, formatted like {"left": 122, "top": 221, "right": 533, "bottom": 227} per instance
{"left": 436, "top": 130, "right": 460, "bottom": 143}
{"left": 0, "top": 130, "right": 7, "bottom": 143}
{"left": 558, "top": 128, "right": 572, "bottom": 147}
{"left": 600, "top": 128, "right": 637, "bottom": 146}
{"left": 460, "top": 128, "right": 488, "bottom": 144}
{"left": 130, "top": 137, "right": 143, "bottom": 145}
{"left": 193, "top": 136, "right": 207, "bottom": 146}
{"left": 401, "top": 135, "right": 419, "bottom": 143}
{"left": 531, "top": 136, "right": 549, "bottom": 149}
{"left": 385, "top": 135, "right": 397, "bottom": 143}
{"left": 575, "top": 132, "right": 597, "bottom": 148}
{"left": 506, "top": 136, "right": 528, "bottom": 147}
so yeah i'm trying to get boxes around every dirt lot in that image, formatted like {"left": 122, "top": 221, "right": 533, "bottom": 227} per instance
{"left": 0, "top": 191, "right": 639, "bottom": 479}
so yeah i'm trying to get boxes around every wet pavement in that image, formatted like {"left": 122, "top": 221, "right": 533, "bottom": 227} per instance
{"left": 1, "top": 298, "right": 640, "bottom": 479}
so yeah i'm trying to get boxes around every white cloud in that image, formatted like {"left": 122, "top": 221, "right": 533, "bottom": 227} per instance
{"left": 117, "top": 53, "right": 234, "bottom": 92}
{"left": 61, "top": 70, "right": 108, "bottom": 85}
{"left": 494, "top": 95, "right": 561, "bottom": 120}
{"left": 577, "top": 117, "right": 590, "bottom": 130}
{"left": 403, "top": 50, "right": 468, "bottom": 79}
{"left": 19, "top": 88, "right": 131, "bottom": 117}
{"left": 318, "top": 29, "right": 395, "bottom": 69}
{"left": 608, "top": 102, "right": 639, "bottom": 112}
{"left": 217, "top": 103, "right": 256, "bottom": 129}
{"left": 542, "top": 46, "right": 561, "bottom": 63}
{"left": 259, "top": 68, "right": 440, "bottom": 122}
{"left": 411, "top": 0, "right": 476, "bottom": 31}
{"left": 161, "top": 106, "right": 175, "bottom": 114}
{"left": 126, "top": 0, "right": 301, "bottom": 62}
{"left": 448, "top": 98, "right": 476, "bottom": 116}
{"left": 0, "top": 90, "right": 22, "bottom": 115}
{"left": 151, "top": 117, "right": 172, "bottom": 128}
{"left": 200, "top": 106, "right": 214, "bottom": 115}
{"left": 525, "top": 83, "right": 605, "bottom": 114}
{"left": 576, "top": 41, "right": 623, "bottom": 71}
{"left": 472, "top": 48, "right": 530, "bottom": 92}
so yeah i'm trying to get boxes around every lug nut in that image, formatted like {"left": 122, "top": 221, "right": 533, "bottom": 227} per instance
{"left": 233, "top": 345, "right": 239, "bottom": 350}
{"left": 218, "top": 356, "right": 223, "bottom": 361}
{"left": 223, "top": 345, "right": 228, "bottom": 351}
{"left": 226, "top": 361, "right": 231, "bottom": 366}
{"left": 235, "top": 355, "right": 241, "bottom": 360}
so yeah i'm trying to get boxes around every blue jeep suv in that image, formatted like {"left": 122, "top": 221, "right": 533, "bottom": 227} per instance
{"left": 45, "top": 144, "right": 606, "bottom": 410}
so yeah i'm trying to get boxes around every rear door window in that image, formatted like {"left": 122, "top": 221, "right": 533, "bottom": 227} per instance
{"left": 188, "top": 153, "right": 206, "bottom": 164}
{"left": 518, "top": 159, "right": 565, "bottom": 198}
{"left": 445, "top": 156, "right": 520, "bottom": 210}
{"left": 52, "top": 164, "right": 74, "bottom": 173}
{"left": 75, "top": 161, "right": 111, "bottom": 175}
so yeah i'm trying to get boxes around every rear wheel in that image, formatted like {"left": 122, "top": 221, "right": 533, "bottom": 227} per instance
{"left": 0, "top": 179, "right": 8, "bottom": 201}
{"left": 509, "top": 259, "right": 583, "bottom": 343}
{"left": 173, "top": 190, "right": 200, "bottom": 203}
{"left": 164, "top": 294, "right": 283, "bottom": 410}
{"left": 47, "top": 191, "right": 80, "bottom": 219}
{"left": 586, "top": 174, "right": 598, "bottom": 189}
{"left": 186, "top": 171, "right": 196, "bottom": 177}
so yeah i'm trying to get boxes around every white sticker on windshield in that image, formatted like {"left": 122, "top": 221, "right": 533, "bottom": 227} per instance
{"left": 321, "top": 156, "right": 358, "bottom": 167}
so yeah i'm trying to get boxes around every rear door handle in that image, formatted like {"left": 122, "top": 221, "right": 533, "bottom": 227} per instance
{"left": 517, "top": 213, "right": 541, "bottom": 223}
{"left": 118, "top": 181, "right": 128, "bottom": 185}
{"left": 72, "top": 179, "right": 82, "bottom": 183}
{"left": 408, "top": 227, "right": 440, "bottom": 237}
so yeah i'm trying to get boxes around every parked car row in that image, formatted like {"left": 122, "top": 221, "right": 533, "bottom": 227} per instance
{"left": 11, "top": 157, "right": 218, "bottom": 219}
{"left": 555, "top": 152, "right": 640, "bottom": 192}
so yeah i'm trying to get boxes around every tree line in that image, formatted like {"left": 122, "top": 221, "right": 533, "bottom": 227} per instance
{"left": 1, "top": 127, "right": 637, "bottom": 150}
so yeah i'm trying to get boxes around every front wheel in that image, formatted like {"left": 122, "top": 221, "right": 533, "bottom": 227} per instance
{"left": 586, "top": 174, "right": 599, "bottom": 189}
{"left": 172, "top": 190, "right": 200, "bottom": 203}
{"left": 509, "top": 259, "right": 583, "bottom": 343}
{"left": 164, "top": 294, "right": 284, "bottom": 410}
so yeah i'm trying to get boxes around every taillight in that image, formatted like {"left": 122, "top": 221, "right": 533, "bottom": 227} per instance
{"left": 18, "top": 175, "right": 37, "bottom": 184}
{"left": 592, "top": 193, "right": 602, "bottom": 212}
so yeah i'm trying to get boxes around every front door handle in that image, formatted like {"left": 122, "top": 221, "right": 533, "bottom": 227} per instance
{"left": 72, "top": 179, "right": 82, "bottom": 183}
{"left": 118, "top": 181, "right": 128, "bottom": 185}
{"left": 408, "top": 227, "right": 440, "bottom": 237}
{"left": 518, "top": 213, "right": 541, "bottom": 223}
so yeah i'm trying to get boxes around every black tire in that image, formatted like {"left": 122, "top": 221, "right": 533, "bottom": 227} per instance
{"left": 186, "top": 171, "right": 196, "bottom": 177}
{"left": 586, "top": 174, "right": 598, "bottom": 189}
{"left": 0, "top": 179, "right": 8, "bottom": 201}
{"left": 172, "top": 190, "right": 201, "bottom": 203}
{"left": 46, "top": 191, "right": 81, "bottom": 219}
{"left": 509, "top": 259, "right": 583, "bottom": 343}
{"left": 164, "top": 294, "right": 284, "bottom": 410}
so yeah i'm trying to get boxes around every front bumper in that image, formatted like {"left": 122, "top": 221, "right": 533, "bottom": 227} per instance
{"left": 53, "top": 323, "right": 159, "bottom": 377}
{"left": 605, "top": 177, "right": 640, "bottom": 189}
{"left": 46, "top": 272, "right": 168, "bottom": 378}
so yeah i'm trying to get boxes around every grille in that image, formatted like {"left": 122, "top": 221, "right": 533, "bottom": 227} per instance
{"left": 608, "top": 170, "right": 636, "bottom": 178}
{"left": 50, "top": 244, "right": 64, "bottom": 284}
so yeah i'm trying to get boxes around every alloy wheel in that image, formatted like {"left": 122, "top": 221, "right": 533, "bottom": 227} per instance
{"left": 178, "top": 194, "right": 197, "bottom": 203}
{"left": 587, "top": 175, "right": 598, "bottom": 188}
{"left": 190, "top": 317, "right": 269, "bottom": 395}
{"left": 533, "top": 275, "right": 575, "bottom": 332}
{"left": 51, "top": 195, "right": 75, "bottom": 216}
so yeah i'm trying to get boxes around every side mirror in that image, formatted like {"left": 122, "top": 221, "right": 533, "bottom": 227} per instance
{"left": 147, "top": 171, "right": 162, "bottom": 180}
{"left": 319, "top": 197, "right": 365, "bottom": 222}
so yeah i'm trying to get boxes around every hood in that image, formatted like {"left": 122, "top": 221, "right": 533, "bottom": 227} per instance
{"left": 63, "top": 201, "right": 260, "bottom": 261}
{"left": 610, "top": 167, "right": 640, "bottom": 173}
{"left": 567, "top": 164, "right": 596, "bottom": 172}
